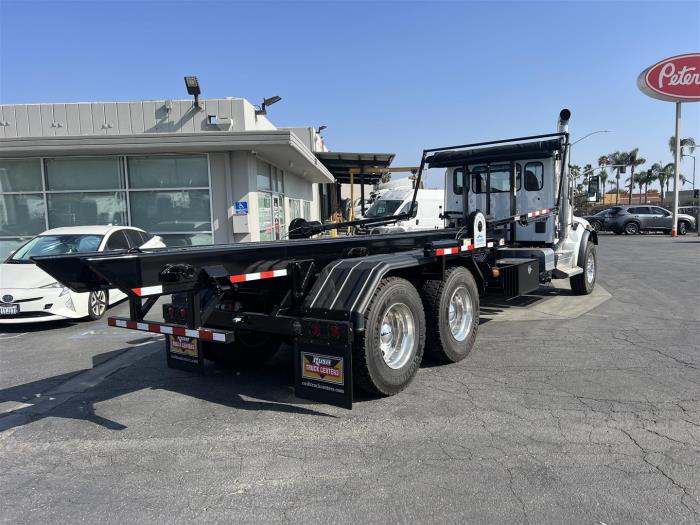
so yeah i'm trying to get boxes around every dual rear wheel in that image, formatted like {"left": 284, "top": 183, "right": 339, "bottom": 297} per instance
{"left": 353, "top": 269, "right": 479, "bottom": 396}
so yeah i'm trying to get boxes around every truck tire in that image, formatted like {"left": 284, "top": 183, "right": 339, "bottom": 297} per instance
{"left": 202, "top": 332, "right": 283, "bottom": 368}
{"left": 571, "top": 241, "right": 596, "bottom": 295}
{"left": 354, "top": 277, "right": 425, "bottom": 396}
{"left": 420, "top": 266, "right": 479, "bottom": 363}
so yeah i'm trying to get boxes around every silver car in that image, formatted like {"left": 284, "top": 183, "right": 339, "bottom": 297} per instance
{"left": 608, "top": 205, "right": 696, "bottom": 235}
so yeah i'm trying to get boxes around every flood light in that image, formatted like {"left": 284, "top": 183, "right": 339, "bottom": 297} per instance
{"left": 184, "top": 76, "right": 201, "bottom": 107}
{"left": 255, "top": 95, "right": 282, "bottom": 116}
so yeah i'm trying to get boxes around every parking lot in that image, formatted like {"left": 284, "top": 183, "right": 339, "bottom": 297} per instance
{"left": 1, "top": 234, "right": 698, "bottom": 524}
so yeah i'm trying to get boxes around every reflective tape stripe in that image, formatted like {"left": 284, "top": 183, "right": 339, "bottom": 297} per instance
{"left": 460, "top": 244, "right": 474, "bottom": 252}
{"left": 131, "top": 285, "right": 163, "bottom": 297}
{"left": 107, "top": 317, "right": 228, "bottom": 341}
{"left": 230, "top": 268, "right": 287, "bottom": 284}
{"left": 527, "top": 208, "right": 550, "bottom": 218}
{"left": 486, "top": 242, "right": 494, "bottom": 248}
{"left": 436, "top": 247, "right": 459, "bottom": 256}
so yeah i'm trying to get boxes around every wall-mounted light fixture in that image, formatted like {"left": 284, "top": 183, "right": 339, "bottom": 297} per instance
{"left": 255, "top": 95, "right": 282, "bottom": 116}
{"left": 317, "top": 125, "right": 327, "bottom": 133}
{"left": 184, "top": 76, "right": 201, "bottom": 108}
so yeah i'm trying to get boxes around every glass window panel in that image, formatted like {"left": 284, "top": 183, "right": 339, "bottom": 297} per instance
{"left": 105, "top": 230, "right": 130, "bottom": 250}
{"left": 0, "top": 194, "right": 46, "bottom": 236}
{"left": 453, "top": 168, "right": 464, "bottom": 194}
{"left": 258, "top": 192, "right": 273, "bottom": 241}
{"left": 0, "top": 159, "right": 42, "bottom": 191}
{"left": 274, "top": 195, "right": 285, "bottom": 239}
{"left": 45, "top": 157, "right": 123, "bottom": 191}
{"left": 159, "top": 233, "right": 212, "bottom": 247}
{"left": 303, "top": 201, "right": 311, "bottom": 220}
{"left": 524, "top": 162, "right": 544, "bottom": 191}
{"left": 289, "top": 198, "right": 301, "bottom": 220}
{"left": 256, "top": 159, "right": 271, "bottom": 191}
{"left": 47, "top": 192, "right": 127, "bottom": 228}
{"left": 129, "top": 190, "right": 211, "bottom": 232}
{"left": 127, "top": 155, "right": 208, "bottom": 189}
{"left": 0, "top": 238, "right": 30, "bottom": 260}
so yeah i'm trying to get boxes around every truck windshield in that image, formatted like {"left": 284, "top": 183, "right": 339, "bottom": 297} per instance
{"left": 8, "top": 234, "right": 104, "bottom": 263}
{"left": 364, "top": 200, "right": 404, "bottom": 218}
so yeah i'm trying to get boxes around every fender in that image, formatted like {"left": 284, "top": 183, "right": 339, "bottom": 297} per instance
{"left": 576, "top": 227, "right": 597, "bottom": 268}
{"left": 302, "top": 251, "right": 430, "bottom": 330}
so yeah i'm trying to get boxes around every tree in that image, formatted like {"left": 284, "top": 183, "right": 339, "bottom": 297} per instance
{"left": 668, "top": 136, "right": 696, "bottom": 156}
{"left": 597, "top": 156, "right": 609, "bottom": 195}
{"left": 607, "top": 151, "right": 629, "bottom": 204}
{"left": 638, "top": 169, "right": 657, "bottom": 203}
{"left": 626, "top": 148, "right": 646, "bottom": 204}
{"left": 570, "top": 164, "right": 582, "bottom": 182}
{"left": 651, "top": 162, "right": 667, "bottom": 201}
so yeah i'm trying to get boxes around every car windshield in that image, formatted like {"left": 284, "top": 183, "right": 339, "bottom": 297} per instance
{"left": 8, "top": 234, "right": 104, "bottom": 263}
{"left": 610, "top": 206, "right": 624, "bottom": 215}
{"left": 364, "top": 199, "right": 404, "bottom": 218}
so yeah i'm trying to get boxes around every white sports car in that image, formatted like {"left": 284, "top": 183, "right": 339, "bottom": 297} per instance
{"left": 0, "top": 226, "right": 165, "bottom": 324}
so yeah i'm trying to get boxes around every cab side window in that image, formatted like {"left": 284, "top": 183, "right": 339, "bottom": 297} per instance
{"left": 104, "top": 230, "right": 130, "bottom": 250}
{"left": 453, "top": 168, "right": 465, "bottom": 195}
{"left": 524, "top": 162, "right": 544, "bottom": 191}
{"left": 471, "top": 164, "right": 521, "bottom": 193}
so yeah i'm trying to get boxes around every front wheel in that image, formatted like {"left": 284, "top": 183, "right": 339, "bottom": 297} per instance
{"left": 87, "top": 290, "right": 108, "bottom": 320}
{"left": 354, "top": 277, "right": 425, "bottom": 396}
{"left": 571, "top": 242, "right": 596, "bottom": 295}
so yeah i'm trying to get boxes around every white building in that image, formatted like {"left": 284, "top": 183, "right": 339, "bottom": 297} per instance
{"left": 0, "top": 96, "right": 336, "bottom": 257}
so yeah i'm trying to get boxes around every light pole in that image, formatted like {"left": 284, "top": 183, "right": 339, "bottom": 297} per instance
{"left": 570, "top": 130, "right": 611, "bottom": 147}
{"left": 682, "top": 153, "right": 696, "bottom": 191}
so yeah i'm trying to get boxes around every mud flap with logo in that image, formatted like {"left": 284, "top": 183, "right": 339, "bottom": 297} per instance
{"left": 166, "top": 334, "right": 205, "bottom": 373}
{"left": 293, "top": 339, "right": 353, "bottom": 409}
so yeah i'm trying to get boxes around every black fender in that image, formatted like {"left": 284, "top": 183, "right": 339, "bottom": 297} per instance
{"left": 302, "top": 252, "right": 430, "bottom": 330}
{"left": 577, "top": 227, "right": 597, "bottom": 267}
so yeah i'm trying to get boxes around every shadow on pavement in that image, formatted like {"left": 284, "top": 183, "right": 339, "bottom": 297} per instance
{"left": 0, "top": 344, "right": 336, "bottom": 433}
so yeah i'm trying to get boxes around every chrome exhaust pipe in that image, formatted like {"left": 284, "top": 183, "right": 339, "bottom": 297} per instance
{"left": 557, "top": 108, "right": 571, "bottom": 134}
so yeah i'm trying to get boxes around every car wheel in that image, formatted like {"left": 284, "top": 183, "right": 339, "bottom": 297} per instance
{"left": 678, "top": 221, "right": 688, "bottom": 236}
{"left": 589, "top": 220, "right": 602, "bottom": 232}
{"left": 87, "top": 290, "right": 108, "bottom": 320}
{"left": 624, "top": 222, "right": 639, "bottom": 235}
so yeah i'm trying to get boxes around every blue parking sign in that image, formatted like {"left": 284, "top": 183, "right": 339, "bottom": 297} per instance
{"left": 234, "top": 201, "right": 248, "bottom": 215}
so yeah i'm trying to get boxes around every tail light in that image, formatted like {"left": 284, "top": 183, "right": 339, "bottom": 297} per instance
{"left": 328, "top": 324, "right": 341, "bottom": 339}
{"left": 179, "top": 307, "right": 188, "bottom": 321}
{"left": 309, "top": 322, "right": 321, "bottom": 337}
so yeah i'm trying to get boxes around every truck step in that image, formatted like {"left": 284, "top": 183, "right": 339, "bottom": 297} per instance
{"left": 552, "top": 266, "right": 583, "bottom": 279}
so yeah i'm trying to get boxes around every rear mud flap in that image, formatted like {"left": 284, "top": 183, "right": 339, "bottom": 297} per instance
{"left": 293, "top": 339, "right": 353, "bottom": 409}
{"left": 165, "top": 334, "right": 205, "bottom": 373}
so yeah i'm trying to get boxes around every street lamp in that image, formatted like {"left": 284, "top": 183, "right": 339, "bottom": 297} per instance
{"left": 255, "top": 96, "right": 282, "bottom": 116}
{"left": 184, "top": 76, "right": 201, "bottom": 108}
{"left": 570, "top": 130, "right": 611, "bottom": 146}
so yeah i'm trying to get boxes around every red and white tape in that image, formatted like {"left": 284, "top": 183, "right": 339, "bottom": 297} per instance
{"left": 229, "top": 269, "right": 288, "bottom": 284}
{"left": 131, "top": 268, "right": 288, "bottom": 296}
{"left": 108, "top": 317, "right": 227, "bottom": 342}
{"left": 526, "top": 208, "right": 550, "bottom": 218}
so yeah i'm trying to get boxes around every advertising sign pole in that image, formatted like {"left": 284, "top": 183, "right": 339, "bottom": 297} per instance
{"left": 637, "top": 53, "right": 699, "bottom": 236}
{"left": 672, "top": 102, "right": 681, "bottom": 236}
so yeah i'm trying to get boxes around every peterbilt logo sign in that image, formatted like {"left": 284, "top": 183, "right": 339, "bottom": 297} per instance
{"left": 637, "top": 53, "right": 700, "bottom": 102}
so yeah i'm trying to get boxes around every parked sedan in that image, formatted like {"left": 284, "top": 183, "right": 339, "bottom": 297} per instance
{"left": 607, "top": 205, "right": 696, "bottom": 235}
{"left": 583, "top": 209, "right": 614, "bottom": 232}
{"left": 0, "top": 226, "right": 165, "bottom": 323}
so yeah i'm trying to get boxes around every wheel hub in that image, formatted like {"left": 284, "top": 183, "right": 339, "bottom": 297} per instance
{"left": 379, "top": 303, "right": 415, "bottom": 370}
{"left": 586, "top": 254, "right": 595, "bottom": 284}
{"left": 448, "top": 286, "right": 473, "bottom": 341}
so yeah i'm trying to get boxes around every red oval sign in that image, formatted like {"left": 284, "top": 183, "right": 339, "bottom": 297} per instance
{"left": 637, "top": 53, "right": 700, "bottom": 102}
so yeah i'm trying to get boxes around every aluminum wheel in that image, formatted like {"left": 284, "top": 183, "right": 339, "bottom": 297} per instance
{"left": 90, "top": 291, "right": 107, "bottom": 317}
{"left": 379, "top": 302, "right": 415, "bottom": 369}
{"left": 448, "top": 285, "right": 473, "bottom": 341}
{"left": 586, "top": 253, "right": 595, "bottom": 284}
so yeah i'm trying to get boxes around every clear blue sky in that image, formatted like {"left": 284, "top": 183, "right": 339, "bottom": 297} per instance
{"left": 1, "top": 0, "right": 698, "bottom": 189}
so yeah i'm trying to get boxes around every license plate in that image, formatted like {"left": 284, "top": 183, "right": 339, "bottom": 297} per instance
{"left": 0, "top": 304, "right": 19, "bottom": 315}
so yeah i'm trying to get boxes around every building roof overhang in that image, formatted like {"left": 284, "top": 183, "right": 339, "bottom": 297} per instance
{"left": 316, "top": 151, "right": 395, "bottom": 184}
{"left": 0, "top": 130, "right": 335, "bottom": 184}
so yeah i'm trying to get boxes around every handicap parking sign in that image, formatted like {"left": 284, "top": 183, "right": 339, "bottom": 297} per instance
{"left": 234, "top": 201, "right": 248, "bottom": 215}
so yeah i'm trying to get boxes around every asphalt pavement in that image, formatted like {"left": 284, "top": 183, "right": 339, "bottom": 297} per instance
{"left": 1, "top": 234, "right": 698, "bottom": 524}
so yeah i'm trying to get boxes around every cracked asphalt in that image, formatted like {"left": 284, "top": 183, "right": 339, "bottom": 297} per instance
{"left": 1, "top": 234, "right": 698, "bottom": 524}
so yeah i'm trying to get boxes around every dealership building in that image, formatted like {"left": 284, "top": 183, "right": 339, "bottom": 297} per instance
{"left": 0, "top": 96, "right": 353, "bottom": 257}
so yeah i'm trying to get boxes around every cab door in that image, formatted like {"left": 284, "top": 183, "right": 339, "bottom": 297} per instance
{"left": 515, "top": 159, "right": 555, "bottom": 242}
{"left": 467, "top": 163, "right": 513, "bottom": 220}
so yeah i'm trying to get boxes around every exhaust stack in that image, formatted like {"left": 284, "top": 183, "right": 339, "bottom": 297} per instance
{"left": 557, "top": 108, "right": 571, "bottom": 134}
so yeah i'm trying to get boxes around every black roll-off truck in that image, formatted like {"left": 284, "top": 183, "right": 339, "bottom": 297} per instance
{"left": 33, "top": 109, "right": 598, "bottom": 409}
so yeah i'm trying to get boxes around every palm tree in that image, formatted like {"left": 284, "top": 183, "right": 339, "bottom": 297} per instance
{"left": 668, "top": 136, "right": 696, "bottom": 156}
{"left": 597, "top": 156, "right": 609, "bottom": 195}
{"left": 607, "top": 151, "right": 629, "bottom": 204}
{"left": 639, "top": 169, "right": 657, "bottom": 203}
{"left": 626, "top": 148, "right": 646, "bottom": 204}
{"left": 651, "top": 162, "right": 667, "bottom": 201}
